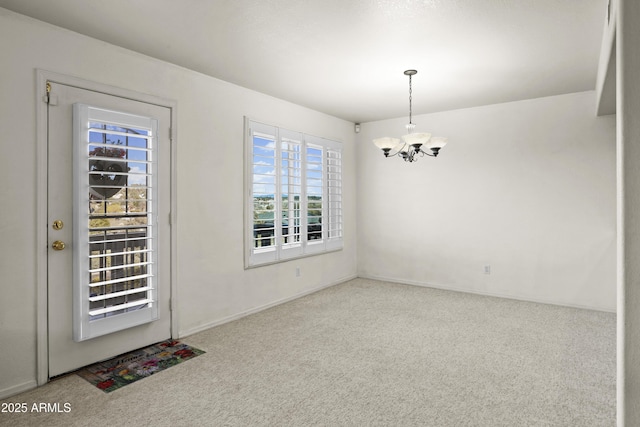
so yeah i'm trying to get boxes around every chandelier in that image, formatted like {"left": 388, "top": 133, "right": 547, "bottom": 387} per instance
{"left": 373, "top": 70, "right": 448, "bottom": 162}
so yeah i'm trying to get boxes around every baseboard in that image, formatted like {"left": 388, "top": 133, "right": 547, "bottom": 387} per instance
{"left": 0, "top": 380, "right": 37, "bottom": 400}
{"left": 179, "top": 274, "right": 358, "bottom": 338}
{"left": 359, "top": 274, "right": 617, "bottom": 313}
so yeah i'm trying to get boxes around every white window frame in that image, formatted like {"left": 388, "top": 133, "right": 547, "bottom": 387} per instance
{"left": 244, "top": 118, "right": 343, "bottom": 268}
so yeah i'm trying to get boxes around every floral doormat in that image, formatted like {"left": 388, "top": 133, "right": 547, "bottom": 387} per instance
{"left": 76, "top": 340, "right": 205, "bottom": 393}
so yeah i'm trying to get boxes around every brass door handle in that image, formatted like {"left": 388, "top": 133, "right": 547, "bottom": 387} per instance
{"left": 51, "top": 240, "right": 66, "bottom": 251}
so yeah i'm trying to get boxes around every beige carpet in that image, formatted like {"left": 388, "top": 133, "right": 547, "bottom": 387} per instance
{"left": 0, "top": 278, "right": 616, "bottom": 426}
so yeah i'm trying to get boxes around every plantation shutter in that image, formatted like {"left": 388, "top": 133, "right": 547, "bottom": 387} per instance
{"left": 279, "top": 128, "right": 304, "bottom": 259}
{"left": 304, "top": 136, "right": 325, "bottom": 254}
{"left": 245, "top": 118, "right": 343, "bottom": 267}
{"left": 73, "top": 104, "right": 159, "bottom": 341}
{"left": 248, "top": 121, "right": 278, "bottom": 265}
{"left": 326, "top": 145, "right": 343, "bottom": 250}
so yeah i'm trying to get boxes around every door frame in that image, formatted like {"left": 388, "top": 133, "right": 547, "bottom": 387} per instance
{"left": 35, "top": 70, "right": 178, "bottom": 385}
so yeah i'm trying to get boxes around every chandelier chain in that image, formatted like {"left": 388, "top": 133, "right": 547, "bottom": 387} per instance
{"left": 408, "top": 74, "right": 413, "bottom": 125}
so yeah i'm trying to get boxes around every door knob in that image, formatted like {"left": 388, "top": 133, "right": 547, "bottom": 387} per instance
{"left": 51, "top": 240, "right": 66, "bottom": 251}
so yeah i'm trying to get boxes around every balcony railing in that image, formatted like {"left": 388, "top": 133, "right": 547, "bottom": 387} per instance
{"left": 253, "top": 223, "right": 321, "bottom": 248}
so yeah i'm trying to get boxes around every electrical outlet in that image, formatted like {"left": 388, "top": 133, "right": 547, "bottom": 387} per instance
{"left": 484, "top": 265, "right": 491, "bottom": 275}
{"left": 295, "top": 267, "right": 301, "bottom": 277}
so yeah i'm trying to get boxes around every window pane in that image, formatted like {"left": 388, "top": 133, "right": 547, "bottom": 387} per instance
{"left": 81, "top": 112, "right": 156, "bottom": 331}
{"left": 280, "top": 138, "right": 302, "bottom": 248}
{"left": 253, "top": 191, "right": 276, "bottom": 249}
{"left": 307, "top": 170, "right": 323, "bottom": 179}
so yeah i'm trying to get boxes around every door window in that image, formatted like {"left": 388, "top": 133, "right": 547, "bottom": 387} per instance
{"left": 73, "top": 104, "right": 159, "bottom": 341}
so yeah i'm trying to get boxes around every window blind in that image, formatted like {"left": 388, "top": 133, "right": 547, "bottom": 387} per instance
{"left": 327, "top": 147, "right": 343, "bottom": 246}
{"left": 73, "top": 104, "right": 159, "bottom": 341}
{"left": 246, "top": 119, "right": 343, "bottom": 267}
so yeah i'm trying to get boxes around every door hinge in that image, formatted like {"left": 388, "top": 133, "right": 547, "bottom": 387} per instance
{"left": 43, "top": 81, "right": 58, "bottom": 105}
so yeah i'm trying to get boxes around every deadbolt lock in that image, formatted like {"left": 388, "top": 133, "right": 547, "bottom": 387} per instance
{"left": 52, "top": 220, "right": 64, "bottom": 230}
{"left": 51, "top": 240, "right": 66, "bottom": 251}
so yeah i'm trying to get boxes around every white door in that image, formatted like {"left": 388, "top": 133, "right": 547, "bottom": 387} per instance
{"left": 47, "top": 82, "right": 172, "bottom": 377}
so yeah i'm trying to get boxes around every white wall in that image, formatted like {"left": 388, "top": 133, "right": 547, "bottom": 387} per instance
{"left": 357, "top": 92, "right": 616, "bottom": 311}
{"left": 0, "top": 8, "right": 357, "bottom": 398}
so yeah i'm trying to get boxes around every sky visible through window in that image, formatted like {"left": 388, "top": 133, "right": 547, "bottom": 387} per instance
{"left": 252, "top": 136, "right": 322, "bottom": 197}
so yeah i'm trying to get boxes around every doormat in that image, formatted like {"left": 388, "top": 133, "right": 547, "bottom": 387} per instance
{"left": 76, "top": 340, "right": 205, "bottom": 393}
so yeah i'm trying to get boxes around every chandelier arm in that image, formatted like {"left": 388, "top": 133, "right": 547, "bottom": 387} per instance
{"left": 418, "top": 148, "right": 436, "bottom": 157}
{"left": 386, "top": 142, "right": 410, "bottom": 158}
{"left": 384, "top": 149, "right": 403, "bottom": 159}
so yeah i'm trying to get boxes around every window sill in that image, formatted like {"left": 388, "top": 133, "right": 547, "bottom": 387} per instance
{"left": 244, "top": 246, "right": 344, "bottom": 269}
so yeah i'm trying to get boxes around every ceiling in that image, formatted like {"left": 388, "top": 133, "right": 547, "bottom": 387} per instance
{"left": 0, "top": 0, "right": 608, "bottom": 123}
